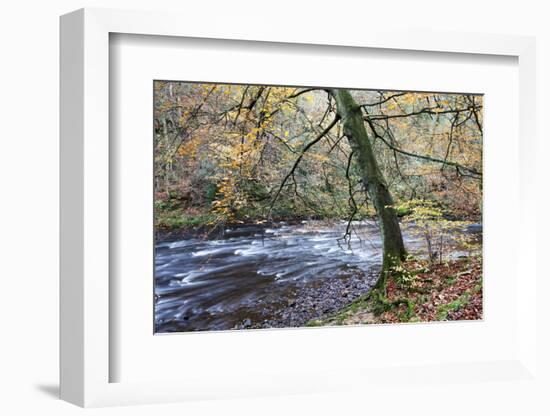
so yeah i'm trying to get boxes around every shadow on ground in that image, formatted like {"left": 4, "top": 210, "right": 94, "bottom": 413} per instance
{"left": 35, "top": 384, "right": 59, "bottom": 399}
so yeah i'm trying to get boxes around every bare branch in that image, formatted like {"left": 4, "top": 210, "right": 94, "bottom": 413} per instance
{"left": 268, "top": 116, "right": 340, "bottom": 215}
{"left": 285, "top": 88, "right": 319, "bottom": 100}
{"left": 359, "top": 92, "right": 407, "bottom": 108}
{"left": 364, "top": 117, "right": 482, "bottom": 178}
{"left": 366, "top": 105, "right": 483, "bottom": 121}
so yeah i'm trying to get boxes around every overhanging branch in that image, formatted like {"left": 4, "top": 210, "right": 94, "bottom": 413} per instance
{"left": 366, "top": 105, "right": 482, "bottom": 121}
{"left": 364, "top": 117, "right": 482, "bottom": 178}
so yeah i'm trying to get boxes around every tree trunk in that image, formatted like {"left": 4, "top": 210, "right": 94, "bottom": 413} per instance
{"left": 331, "top": 89, "right": 406, "bottom": 286}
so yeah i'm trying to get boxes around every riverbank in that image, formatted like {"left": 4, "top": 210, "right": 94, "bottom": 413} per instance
{"left": 236, "top": 266, "right": 381, "bottom": 330}
{"left": 307, "top": 255, "right": 482, "bottom": 327}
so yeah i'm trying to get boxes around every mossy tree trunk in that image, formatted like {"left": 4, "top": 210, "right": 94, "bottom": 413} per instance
{"left": 331, "top": 89, "right": 406, "bottom": 287}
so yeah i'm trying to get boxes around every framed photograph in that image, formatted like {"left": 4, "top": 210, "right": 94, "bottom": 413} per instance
{"left": 60, "top": 7, "right": 540, "bottom": 408}
{"left": 152, "top": 80, "right": 484, "bottom": 334}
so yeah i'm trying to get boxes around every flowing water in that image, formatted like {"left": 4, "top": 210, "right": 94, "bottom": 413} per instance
{"left": 154, "top": 220, "right": 465, "bottom": 333}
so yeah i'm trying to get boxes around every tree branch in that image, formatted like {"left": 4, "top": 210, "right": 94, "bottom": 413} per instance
{"left": 359, "top": 92, "right": 407, "bottom": 108}
{"left": 286, "top": 88, "right": 319, "bottom": 100}
{"left": 268, "top": 116, "right": 340, "bottom": 214}
{"left": 364, "top": 117, "right": 482, "bottom": 177}
{"left": 366, "top": 105, "right": 482, "bottom": 121}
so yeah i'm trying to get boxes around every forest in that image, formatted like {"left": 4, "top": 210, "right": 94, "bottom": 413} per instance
{"left": 154, "top": 81, "right": 483, "bottom": 332}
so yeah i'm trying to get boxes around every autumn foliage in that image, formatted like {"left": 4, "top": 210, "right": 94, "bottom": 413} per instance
{"left": 154, "top": 82, "right": 482, "bottom": 228}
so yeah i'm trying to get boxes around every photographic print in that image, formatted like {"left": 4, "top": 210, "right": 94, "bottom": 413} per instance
{"left": 154, "top": 82, "right": 483, "bottom": 333}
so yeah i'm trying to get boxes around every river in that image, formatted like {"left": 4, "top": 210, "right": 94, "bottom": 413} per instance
{"left": 154, "top": 220, "right": 468, "bottom": 333}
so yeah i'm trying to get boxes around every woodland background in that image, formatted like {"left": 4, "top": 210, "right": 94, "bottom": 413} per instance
{"left": 155, "top": 83, "right": 483, "bottom": 230}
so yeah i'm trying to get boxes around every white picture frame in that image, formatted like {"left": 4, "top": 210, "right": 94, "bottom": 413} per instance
{"left": 60, "top": 7, "right": 539, "bottom": 408}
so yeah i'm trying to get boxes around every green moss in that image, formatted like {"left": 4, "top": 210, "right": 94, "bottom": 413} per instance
{"left": 156, "top": 212, "right": 217, "bottom": 229}
{"left": 443, "top": 274, "right": 457, "bottom": 286}
{"left": 436, "top": 293, "right": 470, "bottom": 320}
{"left": 399, "top": 299, "right": 415, "bottom": 321}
